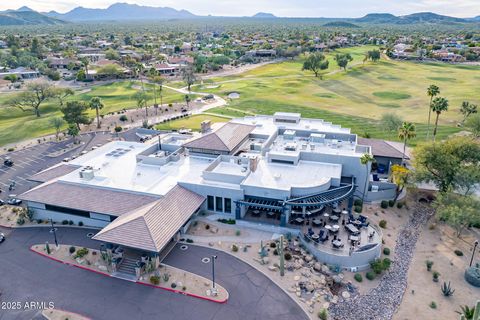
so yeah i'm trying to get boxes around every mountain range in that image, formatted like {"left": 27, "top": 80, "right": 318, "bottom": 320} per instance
{"left": 0, "top": 6, "right": 65, "bottom": 25}
{"left": 0, "top": 3, "right": 478, "bottom": 26}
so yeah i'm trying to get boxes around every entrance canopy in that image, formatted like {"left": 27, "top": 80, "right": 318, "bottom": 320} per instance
{"left": 93, "top": 185, "right": 205, "bottom": 252}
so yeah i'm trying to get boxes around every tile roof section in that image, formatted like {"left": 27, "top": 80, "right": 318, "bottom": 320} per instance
{"left": 92, "top": 185, "right": 205, "bottom": 252}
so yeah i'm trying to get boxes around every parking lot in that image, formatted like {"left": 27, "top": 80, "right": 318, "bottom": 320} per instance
{"left": 0, "top": 131, "right": 137, "bottom": 201}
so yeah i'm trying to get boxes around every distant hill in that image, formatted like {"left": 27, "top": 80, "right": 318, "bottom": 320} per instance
{"left": 356, "top": 12, "right": 468, "bottom": 24}
{"left": 252, "top": 12, "right": 276, "bottom": 18}
{"left": 0, "top": 9, "right": 66, "bottom": 25}
{"left": 467, "top": 16, "right": 480, "bottom": 22}
{"left": 46, "top": 2, "right": 196, "bottom": 21}
{"left": 323, "top": 21, "right": 360, "bottom": 28}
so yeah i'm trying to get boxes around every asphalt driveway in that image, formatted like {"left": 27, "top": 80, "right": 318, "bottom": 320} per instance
{"left": 0, "top": 227, "right": 307, "bottom": 320}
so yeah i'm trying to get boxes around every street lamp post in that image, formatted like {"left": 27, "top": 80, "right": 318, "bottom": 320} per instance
{"left": 211, "top": 255, "right": 218, "bottom": 292}
{"left": 50, "top": 219, "right": 58, "bottom": 248}
{"left": 470, "top": 240, "right": 479, "bottom": 267}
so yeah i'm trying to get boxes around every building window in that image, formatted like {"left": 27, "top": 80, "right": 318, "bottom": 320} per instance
{"left": 215, "top": 196, "right": 223, "bottom": 212}
{"left": 224, "top": 198, "right": 232, "bottom": 213}
{"left": 45, "top": 204, "right": 90, "bottom": 217}
{"left": 207, "top": 196, "right": 214, "bottom": 211}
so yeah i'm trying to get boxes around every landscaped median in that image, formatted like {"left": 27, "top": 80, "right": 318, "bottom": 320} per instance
{"left": 30, "top": 244, "right": 228, "bottom": 303}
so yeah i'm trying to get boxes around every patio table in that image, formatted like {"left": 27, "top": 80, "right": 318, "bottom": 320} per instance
{"left": 329, "top": 215, "right": 339, "bottom": 222}
{"left": 267, "top": 211, "right": 276, "bottom": 218}
{"left": 311, "top": 234, "right": 319, "bottom": 240}
{"left": 332, "top": 240, "right": 343, "bottom": 248}
{"left": 352, "top": 220, "right": 362, "bottom": 227}
{"left": 325, "top": 225, "right": 332, "bottom": 230}
{"left": 323, "top": 213, "right": 329, "bottom": 218}
{"left": 332, "top": 208, "right": 341, "bottom": 215}
{"left": 332, "top": 225, "right": 340, "bottom": 231}
{"left": 295, "top": 218, "right": 304, "bottom": 224}
{"left": 346, "top": 224, "right": 359, "bottom": 233}
{"left": 253, "top": 210, "right": 260, "bottom": 216}
{"left": 349, "top": 235, "right": 359, "bottom": 241}
{"left": 342, "top": 210, "right": 349, "bottom": 215}
{"left": 313, "top": 219, "right": 322, "bottom": 226}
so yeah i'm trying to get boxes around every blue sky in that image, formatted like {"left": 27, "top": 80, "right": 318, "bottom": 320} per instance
{"left": 3, "top": 0, "right": 479, "bottom": 18}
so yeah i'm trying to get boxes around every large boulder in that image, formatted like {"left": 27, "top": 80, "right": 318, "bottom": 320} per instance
{"left": 465, "top": 267, "right": 480, "bottom": 287}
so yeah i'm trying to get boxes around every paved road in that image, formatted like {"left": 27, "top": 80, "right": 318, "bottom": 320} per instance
{"left": 0, "top": 227, "right": 307, "bottom": 320}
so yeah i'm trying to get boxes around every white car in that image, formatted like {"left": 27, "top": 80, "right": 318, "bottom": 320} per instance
{"left": 0, "top": 232, "right": 5, "bottom": 243}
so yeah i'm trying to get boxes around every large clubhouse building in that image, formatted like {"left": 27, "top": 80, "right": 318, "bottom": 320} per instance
{"left": 20, "top": 113, "right": 400, "bottom": 271}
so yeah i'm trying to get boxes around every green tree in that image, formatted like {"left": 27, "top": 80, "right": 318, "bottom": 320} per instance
{"left": 380, "top": 113, "right": 403, "bottom": 138}
{"left": 184, "top": 94, "right": 191, "bottom": 109}
{"left": 367, "top": 50, "right": 381, "bottom": 62}
{"left": 360, "top": 153, "right": 375, "bottom": 205}
{"left": 51, "top": 87, "right": 74, "bottom": 107}
{"left": 398, "top": 122, "right": 416, "bottom": 164}
{"left": 133, "top": 91, "right": 148, "bottom": 118}
{"left": 426, "top": 85, "right": 440, "bottom": 140}
{"left": 76, "top": 69, "right": 86, "bottom": 81}
{"left": 460, "top": 101, "right": 478, "bottom": 125}
{"left": 433, "top": 193, "right": 480, "bottom": 237}
{"left": 97, "top": 64, "right": 122, "bottom": 78}
{"left": 89, "top": 97, "right": 104, "bottom": 129}
{"left": 430, "top": 97, "right": 449, "bottom": 141}
{"left": 61, "top": 101, "right": 91, "bottom": 130}
{"left": 334, "top": 53, "right": 353, "bottom": 71}
{"left": 413, "top": 137, "right": 480, "bottom": 193}
{"left": 80, "top": 57, "right": 89, "bottom": 78}
{"left": 181, "top": 66, "right": 197, "bottom": 92}
{"left": 67, "top": 123, "right": 80, "bottom": 144}
{"left": 302, "top": 53, "right": 329, "bottom": 78}
{"left": 465, "top": 113, "right": 480, "bottom": 138}
{"left": 8, "top": 81, "right": 54, "bottom": 117}
{"left": 105, "top": 48, "right": 120, "bottom": 61}
{"left": 49, "top": 117, "right": 65, "bottom": 140}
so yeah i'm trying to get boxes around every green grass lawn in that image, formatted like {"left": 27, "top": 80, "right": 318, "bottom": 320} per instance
{"left": 198, "top": 46, "right": 479, "bottom": 129}
{"left": 155, "top": 114, "right": 231, "bottom": 131}
{"left": 0, "top": 81, "right": 196, "bottom": 146}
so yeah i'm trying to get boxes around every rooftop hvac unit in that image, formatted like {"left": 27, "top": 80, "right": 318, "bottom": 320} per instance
{"left": 79, "top": 168, "right": 94, "bottom": 180}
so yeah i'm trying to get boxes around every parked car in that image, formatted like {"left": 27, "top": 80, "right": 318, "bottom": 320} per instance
{"left": 3, "top": 157, "right": 13, "bottom": 167}
{"left": 0, "top": 233, "right": 5, "bottom": 243}
{"left": 202, "top": 94, "right": 214, "bottom": 100}
{"left": 0, "top": 199, "right": 5, "bottom": 206}
{"left": 7, "top": 197, "right": 22, "bottom": 206}
{"left": 62, "top": 157, "right": 70, "bottom": 162}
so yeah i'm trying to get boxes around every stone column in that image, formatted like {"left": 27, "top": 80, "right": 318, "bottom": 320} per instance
{"left": 348, "top": 196, "right": 354, "bottom": 214}
{"left": 235, "top": 203, "right": 241, "bottom": 220}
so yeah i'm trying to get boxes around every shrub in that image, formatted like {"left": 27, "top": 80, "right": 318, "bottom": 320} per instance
{"left": 74, "top": 247, "right": 89, "bottom": 259}
{"left": 119, "top": 115, "right": 128, "bottom": 122}
{"left": 353, "top": 199, "right": 363, "bottom": 207}
{"left": 16, "top": 217, "right": 25, "bottom": 225}
{"left": 68, "top": 220, "right": 74, "bottom": 225}
{"left": 396, "top": 202, "right": 404, "bottom": 209}
{"left": 379, "top": 220, "right": 387, "bottom": 229}
{"left": 205, "top": 224, "right": 210, "bottom": 230}
{"left": 36, "top": 219, "right": 43, "bottom": 224}
{"left": 114, "top": 126, "right": 123, "bottom": 133}
{"left": 235, "top": 230, "right": 241, "bottom": 236}
{"left": 382, "top": 258, "right": 391, "bottom": 270}
{"left": 426, "top": 260, "right": 434, "bottom": 271}
{"left": 182, "top": 286, "right": 187, "bottom": 291}
{"left": 284, "top": 252, "right": 292, "bottom": 261}
{"left": 171, "top": 282, "right": 177, "bottom": 289}
{"left": 354, "top": 205, "right": 362, "bottom": 213}
{"left": 354, "top": 273, "right": 363, "bottom": 282}
{"left": 318, "top": 309, "right": 328, "bottom": 320}
{"left": 231, "top": 244, "right": 239, "bottom": 252}
{"left": 433, "top": 271, "right": 440, "bottom": 282}
{"left": 430, "top": 301, "right": 437, "bottom": 309}
{"left": 62, "top": 220, "right": 69, "bottom": 225}
{"left": 69, "top": 246, "right": 76, "bottom": 254}
{"left": 270, "top": 242, "right": 277, "bottom": 248}
{"left": 388, "top": 200, "right": 395, "bottom": 207}
{"left": 7, "top": 147, "right": 14, "bottom": 152}
{"left": 217, "top": 218, "right": 236, "bottom": 225}
{"left": 371, "top": 259, "right": 384, "bottom": 274}
{"left": 78, "top": 221, "right": 84, "bottom": 226}
{"left": 150, "top": 276, "right": 160, "bottom": 285}
{"left": 163, "top": 273, "right": 170, "bottom": 282}
{"left": 186, "top": 239, "right": 194, "bottom": 243}
{"left": 273, "top": 249, "right": 279, "bottom": 255}
{"left": 454, "top": 250, "right": 463, "bottom": 256}
{"left": 366, "top": 271, "right": 375, "bottom": 280}
{"left": 380, "top": 200, "right": 389, "bottom": 209}
{"left": 383, "top": 247, "right": 390, "bottom": 255}
{"left": 441, "top": 281, "right": 455, "bottom": 297}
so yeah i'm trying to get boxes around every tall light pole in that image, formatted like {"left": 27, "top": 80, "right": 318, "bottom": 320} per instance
{"left": 50, "top": 219, "right": 58, "bottom": 248}
{"left": 470, "top": 240, "right": 479, "bottom": 267}
{"left": 211, "top": 255, "right": 218, "bottom": 293}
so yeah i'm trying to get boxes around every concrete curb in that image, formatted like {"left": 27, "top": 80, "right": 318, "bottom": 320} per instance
{"left": 43, "top": 308, "right": 92, "bottom": 320}
{"left": 183, "top": 242, "right": 311, "bottom": 319}
{"left": 0, "top": 224, "right": 102, "bottom": 230}
{"left": 30, "top": 246, "right": 228, "bottom": 304}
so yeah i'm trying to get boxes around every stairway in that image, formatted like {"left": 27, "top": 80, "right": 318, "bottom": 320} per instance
{"left": 117, "top": 257, "right": 138, "bottom": 275}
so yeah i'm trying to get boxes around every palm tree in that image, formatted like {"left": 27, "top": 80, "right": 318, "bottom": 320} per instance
{"left": 426, "top": 85, "right": 440, "bottom": 140}
{"left": 80, "top": 57, "right": 90, "bottom": 77}
{"left": 89, "top": 97, "right": 104, "bottom": 129}
{"left": 185, "top": 94, "right": 191, "bottom": 109}
{"left": 360, "top": 153, "right": 375, "bottom": 206}
{"left": 133, "top": 91, "right": 148, "bottom": 118}
{"left": 398, "top": 122, "right": 416, "bottom": 164}
{"left": 431, "top": 97, "right": 449, "bottom": 141}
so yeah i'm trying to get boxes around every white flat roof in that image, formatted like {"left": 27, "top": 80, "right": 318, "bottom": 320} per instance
{"left": 63, "top": 141, "right": 214, "bottom": 196}
{"left": 242, "top": 160, "right": 342, "bottom": 191}
{"left": 211, "top": 161, "right": 249, "bottom": 177}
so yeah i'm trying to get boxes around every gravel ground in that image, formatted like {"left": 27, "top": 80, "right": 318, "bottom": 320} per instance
{"left": 329, "top": 204, "right": 434, "bottom": 320}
